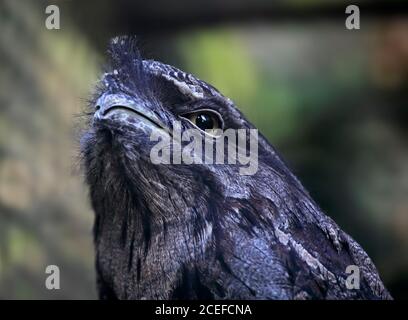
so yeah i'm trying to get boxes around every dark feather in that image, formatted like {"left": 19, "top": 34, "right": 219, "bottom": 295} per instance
{"left": 81, "top": 36, "right": 392, "bottom": 300}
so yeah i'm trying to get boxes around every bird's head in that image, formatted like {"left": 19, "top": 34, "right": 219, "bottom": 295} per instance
{"left": 81, "top": 36, "right": 303, "bottom": 242}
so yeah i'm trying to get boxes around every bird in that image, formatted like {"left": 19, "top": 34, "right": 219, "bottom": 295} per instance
{"left": 81, "top": 36, "right": 392, "bottom": 300}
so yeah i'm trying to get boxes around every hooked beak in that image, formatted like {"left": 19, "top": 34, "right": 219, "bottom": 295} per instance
{"left": 94, "top": 93, "right": 166, "bottom": 131}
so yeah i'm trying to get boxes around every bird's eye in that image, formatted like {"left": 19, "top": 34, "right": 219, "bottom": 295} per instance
{"left": 183, "top": 110, "right": 223, "bottom": 136}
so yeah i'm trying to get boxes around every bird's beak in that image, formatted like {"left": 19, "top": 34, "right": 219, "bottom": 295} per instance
{"left": 94, "top": 93, "right": 166, "bottom": 131}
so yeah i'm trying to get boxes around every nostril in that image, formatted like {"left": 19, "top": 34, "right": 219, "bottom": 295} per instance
{"left": 95, "top": 105, "right": 101, "bottom": 112}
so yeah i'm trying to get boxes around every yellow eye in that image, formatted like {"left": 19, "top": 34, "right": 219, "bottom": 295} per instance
{"left": 186, "top": 111, "right": 223, "bottom": 136}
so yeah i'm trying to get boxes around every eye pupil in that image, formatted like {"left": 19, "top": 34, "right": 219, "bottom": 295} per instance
{"left": 195, "top": 113, "right": 214, "bottom": 130}
{"left": 183, "top": 110, "right": 222, "bottom": 136}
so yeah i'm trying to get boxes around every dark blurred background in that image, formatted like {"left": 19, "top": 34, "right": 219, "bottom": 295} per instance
{"left": 0, "top": 0, "right": 407, "bottom": 299}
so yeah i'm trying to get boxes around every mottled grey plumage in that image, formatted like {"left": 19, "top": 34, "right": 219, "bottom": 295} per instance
{"left": 81, "top": 36, "right": 391, "bottom": 300}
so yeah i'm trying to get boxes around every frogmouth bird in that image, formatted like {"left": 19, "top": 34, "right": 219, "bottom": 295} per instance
{"left": 81, "top": 36, "right": 391, "bottom": 300}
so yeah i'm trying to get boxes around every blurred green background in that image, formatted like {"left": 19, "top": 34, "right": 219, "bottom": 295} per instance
{"left": 0, "top": 0, "right": 407, "bottom": 299}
